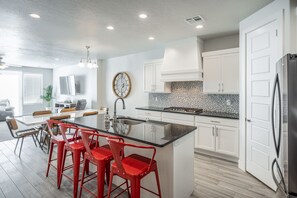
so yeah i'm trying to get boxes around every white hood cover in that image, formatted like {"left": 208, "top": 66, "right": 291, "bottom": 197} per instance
{"left": 161, "top": 37, "right": 203, "bottom": 82}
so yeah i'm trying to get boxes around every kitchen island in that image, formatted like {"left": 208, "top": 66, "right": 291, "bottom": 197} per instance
{"left": 64, "top": 114, "right": 197, "bottom": 198}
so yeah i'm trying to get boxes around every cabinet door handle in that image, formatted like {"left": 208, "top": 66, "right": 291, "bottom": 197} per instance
{"left": 210, "top": 120, "right": 220, "bottom": 124}
{"left": 218, "top": 83, "right": 221, "bottom": 92}
{"left": 216, "top": 127, "right": 219, "bottom": 136}
{"left": 212, "top": 127, "right": 215, "bottom": 136}
{"left": 222, "top": 83, "right": 224, "bottom": 92}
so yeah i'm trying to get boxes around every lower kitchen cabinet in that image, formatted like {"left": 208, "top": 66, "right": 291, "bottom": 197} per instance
{"left": 195, "top": 123, "right": 215, "bottom": 151}
{"left": 195, "top": 116, "right": 239, "bottom": 158}
{"left": 215, "top": 125, "right": 238, "bottom": 156}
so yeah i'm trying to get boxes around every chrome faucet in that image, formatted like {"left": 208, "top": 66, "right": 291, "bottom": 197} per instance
{"left": 113, "top": 97, "right": 126, "bottom": 121}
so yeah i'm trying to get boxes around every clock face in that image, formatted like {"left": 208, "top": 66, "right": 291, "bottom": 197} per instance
{"left": 112, "top": 72, "right": 131, "bottom": 98}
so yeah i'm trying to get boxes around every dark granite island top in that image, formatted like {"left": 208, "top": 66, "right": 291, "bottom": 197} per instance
{"left": 63, "top": 114, "right": 197, "bottom": 147}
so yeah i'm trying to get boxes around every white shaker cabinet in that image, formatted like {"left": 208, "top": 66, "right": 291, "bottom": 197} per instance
{"left": 202, "top": 48, "right": 239, "bottom": 94}
{"left": 143, "top": 59, "right": 171, "bottom": 93}
{"left": 195, "top": 123, "right": 216, "bottom": 151}
{"left": 195, "top": 116, "right": 239, "bottom": 157}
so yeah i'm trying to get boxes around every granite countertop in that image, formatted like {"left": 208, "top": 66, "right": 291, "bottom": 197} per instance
{"left": 136, "top": 106, "right": 239, "bottom": 119}
{"left": 63, "top": 114, "right": 197, "bottom": 147}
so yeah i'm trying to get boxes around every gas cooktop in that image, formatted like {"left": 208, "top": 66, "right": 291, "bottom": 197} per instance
{"left": 163, "top": 107, "right": 203, "bottom": 114}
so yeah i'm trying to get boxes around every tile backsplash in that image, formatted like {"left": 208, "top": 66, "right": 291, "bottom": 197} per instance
{"left": 148, "top": 81, "right": 239, "bottom": 114}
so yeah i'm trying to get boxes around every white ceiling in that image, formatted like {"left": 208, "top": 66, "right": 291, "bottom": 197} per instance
{"left": 0, "top": 0, "right": 273, "bottom": 69}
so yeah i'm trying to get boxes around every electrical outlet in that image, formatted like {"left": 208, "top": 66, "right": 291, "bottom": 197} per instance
{"left": 226, "top": 99, "right": 231, "bottom": 106}
{"left": 154, "top": 96, "right": 158, "bottom": 102}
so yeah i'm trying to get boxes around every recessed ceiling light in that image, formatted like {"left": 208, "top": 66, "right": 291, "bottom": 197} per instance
{"left": 106, "top": 26, "right": 114, "bottom": 30}
{"left": 29, "top": 13, "right": 40, "bottom": 19}
{"left": 148, "top": 37, "right": 155, "bottom": 40}
{"left": 139, "top": 13, "right": 148, "bottom": 19}
{"left": 55, "top": 58, "right": 59, "bottom": 61}
{"left": 195, "top": 24, "right": 204, "bottom": 29}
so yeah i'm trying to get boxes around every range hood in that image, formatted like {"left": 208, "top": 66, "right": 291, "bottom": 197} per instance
{"left": 161, "top": 37, "right": 203, "bottom": 82}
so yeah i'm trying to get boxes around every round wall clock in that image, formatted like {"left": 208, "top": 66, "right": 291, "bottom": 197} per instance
{"left": 112, "top": 72, "right": 131, "bottom": 98}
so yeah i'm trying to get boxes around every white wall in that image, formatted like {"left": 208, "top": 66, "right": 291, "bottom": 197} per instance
{"left": 99, "top": 49, "right": 164, "bottom": 117}
{"left": 203, "top": 34, "right": 239, "bottom": 52}
{"left": 53, "top": 65, "right": 97, "bottom": 109}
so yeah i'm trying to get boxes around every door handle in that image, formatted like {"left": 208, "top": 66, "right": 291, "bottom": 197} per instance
{"left": 222, "top": 83, "right": 224, "bottom": 92}
{"left": 218, "top": 83, "right": 221, "bottom": 92}
{"left": 216, "top": 127, "right": 218, "bottom": 136}
{"left": 246, "top": 119, "right": 252, "bottom": 122}
{"left": 212, "top": 127, "right": 215, "bottom": 136}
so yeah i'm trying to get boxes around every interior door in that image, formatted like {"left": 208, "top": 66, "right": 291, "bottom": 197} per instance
{"left": 246, "top": 20, "right": 279, "bottom": 190}
{"left": 203, "top": 56, "right": 221, "bottom": 93}
{"left": 221, "top": 53, "right": 239, "bottom": 94}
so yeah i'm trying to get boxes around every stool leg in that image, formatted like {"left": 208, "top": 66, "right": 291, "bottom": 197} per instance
{"left": 126, "top": 179, "right": 130, "bottom": 198}
{"left": 58, "top": 148, "right": 67, "bottom": 189}
{"left": 82, "top": 151, "right": 89, "bottom": 175}
{"left": 155, "top": 169, "right": 162, "bottom": 198}
{"left": 130, "top": 178, "right": 140, "bottom": 198}
{"left": 105, "top": 161, "right": 110, "bottom": 185}
{"left": 107, "top": 171, "right": 114, "bottom": 198}
{"left": 57, "top": 142, "right": 65, "bottom": 188}
{"left": 79, "top": 157, "right": 87, "bottom": 198}
{"left": 97, "top": 161, "right": 106, "bottom": 198}
{"left": 72, "top": 150, "right": 81, "bottom": 198}
{"left": 46, "top": 141, "right": 54, "bottom": 177}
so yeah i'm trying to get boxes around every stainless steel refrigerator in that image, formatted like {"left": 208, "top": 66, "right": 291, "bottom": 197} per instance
{"left": 272, "top": 54, "right": 297, "bottom": 198}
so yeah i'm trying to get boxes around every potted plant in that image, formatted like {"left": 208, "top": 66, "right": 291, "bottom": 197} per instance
{"left": 40, "top": 85, "right": 54, "bottom": 110}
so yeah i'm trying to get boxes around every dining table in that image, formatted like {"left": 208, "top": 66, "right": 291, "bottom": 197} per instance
{"left": 15, "top": 109, "right": 105, "bottom": 126}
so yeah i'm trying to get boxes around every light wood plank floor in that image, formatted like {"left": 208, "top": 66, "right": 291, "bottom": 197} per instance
{"left": 0, "top": 138, "right": 280, "bottom": 198}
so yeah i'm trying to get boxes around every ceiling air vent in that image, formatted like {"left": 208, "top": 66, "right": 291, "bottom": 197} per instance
{"left": 185, "top": 15, "right": 205, "bottom": 25}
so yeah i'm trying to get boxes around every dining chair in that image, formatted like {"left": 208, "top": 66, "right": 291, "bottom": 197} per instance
{"left": 82, "top": 111, "right": 98, "bottom": 117}
{"left": 32, "top": 110, "right": 52, "bottom": 147}
{"left": 6, "top": 117, "right": 41, "bottom": 157}
{"left": 106, "top": 138, "right": 162, "bottom": 198}
{"left": 60, "top": 107, "right": 76, "bottom": 113}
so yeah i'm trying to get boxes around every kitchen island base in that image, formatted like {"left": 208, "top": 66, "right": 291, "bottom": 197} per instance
{"left": 111, "top": 132, "right": 194, "bottom": 198}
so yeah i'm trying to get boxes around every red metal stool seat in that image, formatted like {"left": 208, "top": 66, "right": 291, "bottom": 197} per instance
{"left": 45, "top": 119, "right": 79, "bottom": 187}
{"left": 107, "top": 139, "right": 162, "bottom": 198}
{"left": 58, "top": 123, "right": 97, "bottom": 198}
{"left": 79, "top": 129, "right": 125, "bottom": 198}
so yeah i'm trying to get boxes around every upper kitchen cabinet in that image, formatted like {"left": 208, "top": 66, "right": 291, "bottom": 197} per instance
{"left": 143, "top": 59, "right": 171, "bottom": 93}
{"left": 202, "top": 48, "right": 239, "bottom": 94}
{"left": 161, "top": 37, "right": 203, "bottom": 82}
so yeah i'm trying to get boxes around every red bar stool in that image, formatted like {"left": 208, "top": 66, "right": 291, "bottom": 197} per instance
{"left": 45, "top": 116, "right": 78, "bottom": 187}
{"left": 58, "top": 123, "right": 96, "bottom": 198}
{"left": 79, "top": 129, "right": 125, "bottom": 198}
{"left": 106, "top": 138, "right": 162, "bottom": 198}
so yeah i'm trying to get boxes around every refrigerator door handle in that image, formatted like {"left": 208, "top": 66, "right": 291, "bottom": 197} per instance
{"left": 271, "top": 74, "right": 282, "bottom": 157}
{"left": 272, "top": 159, "right": 287, "bottom": 195}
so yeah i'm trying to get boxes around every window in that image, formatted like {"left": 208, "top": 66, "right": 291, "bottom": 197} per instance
{"left": 23, "top": 73, "right": 43, "bottom": 104}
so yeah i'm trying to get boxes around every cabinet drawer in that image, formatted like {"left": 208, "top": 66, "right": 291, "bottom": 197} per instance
{"left": 162, "top": 112, "right": 195, "bottom": 123}
{"left": 136, "top": 110, "right": 162, "bottom": 121}
{"left": 195, "top": 116, "right": 238, "bottom": 128}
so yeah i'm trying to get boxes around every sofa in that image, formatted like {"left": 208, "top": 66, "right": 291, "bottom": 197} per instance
{"left": 0, "top": 99, "right": 15, "bottom": 121}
